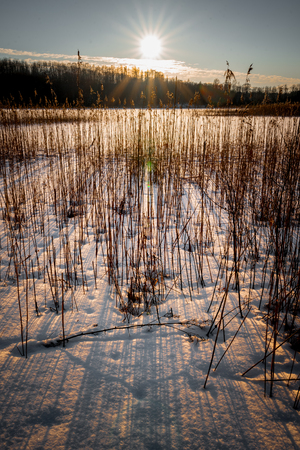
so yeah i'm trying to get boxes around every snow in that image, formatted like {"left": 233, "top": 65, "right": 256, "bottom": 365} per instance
{"left": 0, "top": 110, "right": 299, "bottom": 449}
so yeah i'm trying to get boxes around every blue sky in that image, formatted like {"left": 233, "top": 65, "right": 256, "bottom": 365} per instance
{"left": 1, "top": 0, "right": 299, "bottom": 87}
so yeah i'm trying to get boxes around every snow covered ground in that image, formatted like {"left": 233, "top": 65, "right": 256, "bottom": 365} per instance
{"left": 1, "top": 277, "right": 299, "bottom": 450}
{"left": 0, "top": 111, "right": 299, "bottom": 449}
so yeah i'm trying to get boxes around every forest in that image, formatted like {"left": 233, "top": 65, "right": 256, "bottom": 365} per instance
{"left": 1, "top": 58, "right": 300, "bottom": 109}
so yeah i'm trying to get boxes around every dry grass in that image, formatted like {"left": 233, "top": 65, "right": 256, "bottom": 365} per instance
{"left": 0, "top": 107, "right": 299, "bottom": 404}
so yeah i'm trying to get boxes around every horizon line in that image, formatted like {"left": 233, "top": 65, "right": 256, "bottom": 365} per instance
{"left": 1, "top": 48, "right": 300, "bottom": 88}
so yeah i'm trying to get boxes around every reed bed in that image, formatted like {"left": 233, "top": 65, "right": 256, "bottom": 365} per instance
{"left": 0, "top": 107, "right": 299, "bottom": 405}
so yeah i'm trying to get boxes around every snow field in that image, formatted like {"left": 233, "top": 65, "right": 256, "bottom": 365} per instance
{"left": 0, "top": 109, "right": 299, "bottom": 449}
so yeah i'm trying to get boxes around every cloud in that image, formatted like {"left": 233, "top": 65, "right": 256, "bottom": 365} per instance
{"left": 1, "top": 48, "right": 300, "bottom": 88}
{"left": 0, "top": 48, "right": 77, "bottom": 60}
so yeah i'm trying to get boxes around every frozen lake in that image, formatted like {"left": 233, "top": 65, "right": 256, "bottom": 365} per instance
{"left": 0, "top": 109, "right": 299, "bottom": 449}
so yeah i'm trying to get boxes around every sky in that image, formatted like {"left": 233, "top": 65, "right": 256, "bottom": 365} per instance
{"left": 0, "top": 0, "right": 300, "bottom": 87}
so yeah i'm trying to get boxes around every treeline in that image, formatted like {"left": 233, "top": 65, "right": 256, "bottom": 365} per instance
{"left": 1, "top": 58, "right": 300, "bottom": 108}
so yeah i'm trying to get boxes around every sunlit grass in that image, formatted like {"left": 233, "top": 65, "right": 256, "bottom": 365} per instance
{"left": 0, "top": 106, "right": 299, "bottom": 403}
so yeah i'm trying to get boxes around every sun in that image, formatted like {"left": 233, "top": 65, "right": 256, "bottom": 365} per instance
{"left": 140, "top": 35, "right": 161, "bottom": 59}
